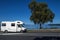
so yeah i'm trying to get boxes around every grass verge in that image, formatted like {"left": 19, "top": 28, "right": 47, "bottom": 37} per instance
{"left": 27, "top": 29, "right": 60, "bottom": 33}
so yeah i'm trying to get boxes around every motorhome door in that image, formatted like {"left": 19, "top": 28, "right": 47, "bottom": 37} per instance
{"left": 9, "top": 23, "right": 16, "bottom": 32}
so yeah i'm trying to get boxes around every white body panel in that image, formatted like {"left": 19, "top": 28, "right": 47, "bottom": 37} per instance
{"left": 1, "top": 21, "right": 26, "bottom": 32}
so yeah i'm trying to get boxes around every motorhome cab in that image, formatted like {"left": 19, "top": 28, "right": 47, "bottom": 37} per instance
{"left": 1, "top": 21, "right": 27, "bottom": 33}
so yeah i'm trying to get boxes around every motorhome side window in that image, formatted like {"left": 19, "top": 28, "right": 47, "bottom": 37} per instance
{"left": 2, "top": 23, "right": 6, "bottom": 26}
{"left": 11, "top": 23, "right": 15, "bottom": 26}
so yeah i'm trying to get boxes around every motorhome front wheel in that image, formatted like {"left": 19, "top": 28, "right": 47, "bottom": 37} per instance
{"left": 20, "top": 30, "right": 23, "bottom": 33}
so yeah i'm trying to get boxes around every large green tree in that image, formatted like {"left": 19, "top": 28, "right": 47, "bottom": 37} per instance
{"left": 28, "top": 0, "right": 55, "bottom": 29}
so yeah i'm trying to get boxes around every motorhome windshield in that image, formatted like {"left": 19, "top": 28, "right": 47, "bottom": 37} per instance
{"left": 18, "top": 24, "right": 24, "bottom": 27}
{"left": 21, "top": 24, "right": 24, "bottom": 27}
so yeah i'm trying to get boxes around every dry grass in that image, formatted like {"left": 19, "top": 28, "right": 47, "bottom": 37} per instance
{"left": 27, "top": 29, "right": 60, "bottom": 33}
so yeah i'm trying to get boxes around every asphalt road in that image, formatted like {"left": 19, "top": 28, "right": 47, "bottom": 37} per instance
{"left": 0, "top": 33, "right": 60, "bottom": 40}
{"left": 0, "top": 33, "right": 60, "bottom": 36}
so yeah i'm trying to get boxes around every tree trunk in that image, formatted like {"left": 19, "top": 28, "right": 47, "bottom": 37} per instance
{"left": 40, "top": 23, "right": 42, "bottom": 29}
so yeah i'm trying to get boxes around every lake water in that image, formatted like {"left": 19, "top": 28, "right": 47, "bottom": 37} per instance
{"left": 24, "top": 24, "right": 60, "bottom": 30}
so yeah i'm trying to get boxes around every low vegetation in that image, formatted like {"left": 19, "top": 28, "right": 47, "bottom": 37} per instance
{"left": 27, "top": 29, "right": 60, "bottom": 33}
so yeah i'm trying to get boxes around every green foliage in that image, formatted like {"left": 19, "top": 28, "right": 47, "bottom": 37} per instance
{"left": 28, "top": 0, "right": 55, "bottom": 29}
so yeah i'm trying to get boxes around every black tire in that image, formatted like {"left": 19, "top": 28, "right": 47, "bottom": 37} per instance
{"left": 4, "top": 30, "right": 8, "bottom": 33}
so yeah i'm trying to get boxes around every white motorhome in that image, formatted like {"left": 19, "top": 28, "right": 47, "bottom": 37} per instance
{"left": 1, "top": 20, "right": 27, "bottom": 33}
